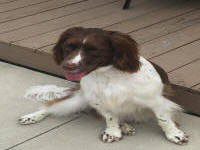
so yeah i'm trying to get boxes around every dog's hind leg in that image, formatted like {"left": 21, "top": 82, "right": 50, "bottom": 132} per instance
{"left": 151, "top": 96, "right": 189, "bottom": 145}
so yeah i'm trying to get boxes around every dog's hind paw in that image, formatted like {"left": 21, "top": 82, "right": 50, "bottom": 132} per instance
{"left": 166, "top": 129, "right": 189, "bottom": 145}
{"left": 120, "top": 123, "right": 135, "bottom": 136}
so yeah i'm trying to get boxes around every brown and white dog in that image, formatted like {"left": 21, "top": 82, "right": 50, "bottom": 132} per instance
{"left": 19, "top": 27, "right": 188, "bottom": 144}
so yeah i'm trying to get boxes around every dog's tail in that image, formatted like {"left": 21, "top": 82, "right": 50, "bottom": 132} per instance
{"left": 24, "top": 85, "right": 71, "bottom": 102}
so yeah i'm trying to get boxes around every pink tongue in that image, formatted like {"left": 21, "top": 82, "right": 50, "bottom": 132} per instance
{"left": 65, "top": 72, "right": 86, "bottom": 81}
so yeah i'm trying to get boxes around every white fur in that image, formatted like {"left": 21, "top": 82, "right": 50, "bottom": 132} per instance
{"left": 71, "top": 52, "right": 81, "bottom": 64}
{"left": 24, "top": 85, "right": 70, "bottom": 102}
{"left": 82, "top": 38, "right": 87, "bottom": 44}
{"left": 81, "top": 56, "right": 180, "bottom": 119}
{"left": 19, "top": 110, "right": 48, "bottom": 125}
{"left": 46, "top": 91, "right": 88, "bottom": 116}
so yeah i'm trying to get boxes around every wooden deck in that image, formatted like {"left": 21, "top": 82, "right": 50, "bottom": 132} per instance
{"left": 0, "top": 0, "right": 200, "bottom": 91}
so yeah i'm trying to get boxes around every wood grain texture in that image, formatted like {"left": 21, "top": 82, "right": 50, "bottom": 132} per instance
{"left": 140, "top": 23, "right": 200, "bottom": 59}
{"left": 0, "top": 1, "right": 122, "bottom": 43}
{"left": 0, "top": 0, "right": 84, "bottom": 23}
{"left": 0, "top": 0, "right": 51, "bottom": 13}
{"left": 105, "top": 0, "right": 200, "bottom": 33}
{"left": 169, "top": 59, "right": 200, "bottom": 88}
{"left": 130, "top": 9, "right": 200, "bottom": 44}
{"left": 0, "top": 0, "right": 116, "bottom": 34}
{"left": 12, "top": 0, "right": 177, "bottom": 49}
{"left": 151, "top": 40, "right": 200, "bottom": 71}
{"left": 192, "top": 84, "right": 200, "bottom": 91}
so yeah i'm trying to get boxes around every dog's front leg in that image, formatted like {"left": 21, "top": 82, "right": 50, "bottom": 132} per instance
{"left": 19, "top": 109, "right": 48, "bottom": 125}
{"left": 19, "top": 87, "right": 86, "bottom": 125}
{"left": 100, "top": 112, "right": 122, "bottom": 143}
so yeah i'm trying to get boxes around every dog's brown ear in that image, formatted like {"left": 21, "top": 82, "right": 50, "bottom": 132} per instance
{"left": 52, "top": 27, "right": 84, "bottom": 65}
{"left": 109, "top": 31, "right": 140, "bottom": 73}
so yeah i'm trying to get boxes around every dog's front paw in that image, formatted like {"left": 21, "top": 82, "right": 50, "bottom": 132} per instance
{"left": 101, "top": 128, "right": 122, "bottom": 143}
{"left": 166, "top": 129, "right": 189, "bottom": 145}
{"left": 19, "top": 110, "right": 48, "bottom": 125}
{"left": 19, "top": 115, "right": 38, "bottom": 125}
{"left": 120, "top": 123, "right": 135, "bottom": 136}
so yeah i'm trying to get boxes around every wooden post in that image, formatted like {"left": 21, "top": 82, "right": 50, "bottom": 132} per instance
{"left": 123, "top": 0, "right": 132, "bottom": 9}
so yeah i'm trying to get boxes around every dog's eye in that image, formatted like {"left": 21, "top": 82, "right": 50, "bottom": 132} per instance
{"left": 62, "top": 44, "right": 77, "bottom": 53}
{"left": 67, "top": 44, "right": 77, "bottom": 49}
{"left": 84, "top": 45, "right": 97, "bottom": 51}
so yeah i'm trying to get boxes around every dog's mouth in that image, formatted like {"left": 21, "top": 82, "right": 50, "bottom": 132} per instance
{"left": 65, "top": 71, "right": 86, "bottom": 81}
{"left": 62, "top": 66, "right": 87, "bottom": 81}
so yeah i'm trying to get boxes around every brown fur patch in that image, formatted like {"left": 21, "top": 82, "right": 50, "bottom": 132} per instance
{"left": 109, "top": 31, "right": 140, "bottom": 73}
{"left": 150, "top": 61, "right": 175, "bottom": 97}
{"left": 44, "top": 84, "right": 80, "bottom": 107}
{"left": 163, "top": 84, "right": 175, "bottom": 97}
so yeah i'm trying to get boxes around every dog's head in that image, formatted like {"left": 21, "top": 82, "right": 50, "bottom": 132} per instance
{"left": 53, "top": 27, "right": 140, "bottom": 81}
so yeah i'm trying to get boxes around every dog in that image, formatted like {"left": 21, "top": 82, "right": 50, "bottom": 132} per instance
{"left": 19, "top": 27, "right": 188, "bottom": 144}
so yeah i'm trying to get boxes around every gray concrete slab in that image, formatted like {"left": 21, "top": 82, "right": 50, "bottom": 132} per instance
{"left": 0, "top": 62, "right": 78, "bottom": 150}
{"left": 1, "top": 61, "right": 200, "bottom": 150}
{"left": 10, "top": 113, "right": 200, "bottom": 150}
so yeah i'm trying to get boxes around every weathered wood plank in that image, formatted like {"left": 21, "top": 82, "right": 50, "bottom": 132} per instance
{"left": 12, "top": 0, "right": 176, "bottom": 48}
{"left": 0, "top": 0, "right": 50, "bottom": 13}
{"left": 130, "top": 9, "right": 200, "bottom": 44}
{"left": 39, "top": 44, "right": 54, "bottom": 53}
{"left": 140, "top": 23, "right": 200, "bottom": 59}
{"left": 0, "top": 0, "right": 116, "bottom": 34}
{"left": 29, "top": 0, "right": 200, "bottom": 53}
{"left": 0, "top": 41, "right": 63, "bottom": 76}
{"left": 192, "top": 84, "right": 200, "bottom": 91}
{"left": 169, "top": 59, "right": 200, "bottom": 88}
{"left": 0, "top": 1, "right": 123, "bottom": 43}
{"left": 105, "top": 0, "right": 200, "bottom": 33}
{"left": 170, "top": 84, "right": 200, "bottom": 116}
{"left": 74, "top": 0, "right": 174, "bottom": 29}
{"left": 150, "top": 40, "right": 200, "bottom": 72}
{"left": 0, "top": 0, "right": 18, "bottom": 4}
{"left": 41, "top": 21, "right": 200, "bottom": 57}
{"left": 0, "top": 0, "right": 84, "bottom": 23}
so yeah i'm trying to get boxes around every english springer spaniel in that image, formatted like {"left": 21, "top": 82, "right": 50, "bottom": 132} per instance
{"left": 19, "top": 27, "right": 188, "bottom": 144}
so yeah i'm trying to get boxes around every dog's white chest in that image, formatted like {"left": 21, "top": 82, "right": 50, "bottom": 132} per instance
{"left": 80, "top": 56, "right": 163, "bottom": 112}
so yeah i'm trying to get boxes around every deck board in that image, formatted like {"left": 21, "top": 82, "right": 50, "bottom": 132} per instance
{"left": 105, "top": 0, "right": 200, "bottom": 34}
{"left": 0, "top": 0, "right": 200, "bottom": 89}
{"left": 11, "top": 0, "right": 179, "bottom": 49}
{"left": 0, "top": 0, "right": 19, "bottom": 4}
{"left": 150, "top": 40, "right": 200, "bottom": 72}
{"left": 0, "top": 1, "right": 122, "bottom": 43}
{"left": 140, "top": 23, "right": 200, "bottom": 58}
{"left": 0, "top": 0, "right": 51, "bottom": 13}
{"left": 0, "top": 0, "right": 166, "bottom": 43}
{"left": 169, "top": 59, "right": 200, "bottom": 88}
{"left": 130, "top": 8, "right": 200, "bottom": 44}
{"left": 16, "top": 0, "right": 200, "bottom": 52}
{"left": 0, "top": 0, "right": 116, "bottom": 34}
{"left": 192, "top": 84, "right": 200, "bottom": 91}
{"left": 0, "top": 0, "right": 84, "bottom": 23}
